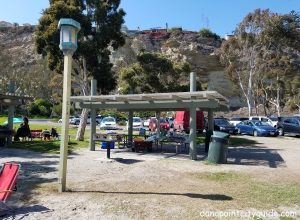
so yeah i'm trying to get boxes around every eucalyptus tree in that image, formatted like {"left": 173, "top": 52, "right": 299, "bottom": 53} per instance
{"left": 35, "top": 0, "right": 125, "bottom": 140}
{"left": 221, "top": 9, "right": 300, "bottom": 116}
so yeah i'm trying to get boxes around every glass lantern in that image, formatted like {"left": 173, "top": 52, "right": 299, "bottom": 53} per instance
{"left": 58, "top": 18, "right": 81, "bottom": 55}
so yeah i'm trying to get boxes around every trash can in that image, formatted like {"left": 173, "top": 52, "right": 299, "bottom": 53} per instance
{"left": 139, "top": 128, "right": 146, "bottom": 136}
{"left": 207, "top": 131, "right": 230, "bottom": 164}
{"left": 101, "top": 141, "right": 115, "bottom": 149}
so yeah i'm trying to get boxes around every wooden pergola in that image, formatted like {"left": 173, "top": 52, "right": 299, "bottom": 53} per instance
{"left": 0, "top": 93, "right": 31, "bottom": 144}
{"left": 58, "top": 74, "right": 229, "bottom": 192}
{"left": 71, "top": 90, "right": 228, "bottom": 157}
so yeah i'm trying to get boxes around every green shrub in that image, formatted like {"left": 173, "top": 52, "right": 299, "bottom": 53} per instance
{"left": 198, "top": 28, "right": 220, "bottom": 40}
{"left": 28, "top": 99, "right": 52, "bottom": 117}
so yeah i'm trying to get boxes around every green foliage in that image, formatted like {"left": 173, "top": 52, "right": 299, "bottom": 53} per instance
{"left": 98, "top": 110, "right": 127, "bottom": 122}
{"left": 119, "top": 52, "right": 191, "bottom": 94}
{"left": 28, "top": 99, "right": 52, "bottom": 117}
{"left": 221, "top": 9, "right": 300, "bottom": 115}
{"left": 35, "top": 0, "right": 126, "bottom": 94}
{"left": 135, "top": 111, "right": 155, "bottom": 119}
{"left": 52, "top": 103, "right": 62, "bottom": 116}
{"left": 198, "top": 28, "right": 220, "bottom": 40}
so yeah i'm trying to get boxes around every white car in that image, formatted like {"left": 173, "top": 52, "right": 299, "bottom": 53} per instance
{"left": 58, "top": 116, "right": 76, "bottom": 123}
{"left": 229, "top": 117, "right": 249, "bottom": 126}
{"left": 100, "top": 117, "right": 117, "bottom": 130}
{"left": 127, "top": 117, "right": 143, "bottom": 130}
{"left": 249, "top": 116, "right": 274, "bottom": 127}
{"left": 143, "top": 118, "right": 151, "bottom": 127}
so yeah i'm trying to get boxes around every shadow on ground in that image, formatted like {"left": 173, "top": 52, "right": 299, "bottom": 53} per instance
{"left": 1, "top": 204, "right": 51, "bottom": 219}
{"left": 113, "top": 157, "right": 144, "bottom": 164}
{"left": 227, "top": 146, "right": 285, "bottom": 168}
{"left": 68, "top": 190, "right": 233, "bottom": 201}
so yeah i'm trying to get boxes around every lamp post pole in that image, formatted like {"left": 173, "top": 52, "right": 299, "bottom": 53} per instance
{"left": 57, "top": 18, "right": 81, "bottom": 193}
{"left": 58, "top": 54, "right": 72, "bottom": 192}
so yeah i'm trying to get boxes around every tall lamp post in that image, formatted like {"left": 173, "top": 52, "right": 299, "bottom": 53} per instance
{"left": 58, "top": 18, "right": 80, "bottom": 193}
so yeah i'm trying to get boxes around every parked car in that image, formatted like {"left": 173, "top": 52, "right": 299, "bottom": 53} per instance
{"left": 213, "top": 118, "right": 238, "bottom": 134}
{"left": 229, "top": 117, "right": 249, "bottom": 126}
{"left": 277, "top": 116, "right": 300, "bottom": 136}
{"left": 87, "top": 115, "right": 103, "bottom": 125}
{"left": 58, "top": 116, "right": 76, "bottom": 123}
{"left": 236, "top": 120, "right": 279, "bottom": 137}
{"left": 249, "top": 116, "right": 274, "bottom": 127}
{"left": 149, "top": 117, "right": 170, "bottom": 132}
{"left": 127, "top": 117, "right": 143, "bottom": 130}
{"left": 268, "top": 116, "right": 279, "bottom": 127}
{"left": 173, "top": 111, "right": 205, "bottom": 133}
{"left": 99, "top": 116, "right": 117, "bottom": 130}
{"left": 143, "top": 118, "right": 151, "bottom": 127}
{"left": 70, "top": 117, "right": 81, "bottom": 125}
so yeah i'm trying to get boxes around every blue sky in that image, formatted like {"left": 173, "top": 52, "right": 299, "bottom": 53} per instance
{"left": 0, "top": 0, "right": 299, "bottom": 36}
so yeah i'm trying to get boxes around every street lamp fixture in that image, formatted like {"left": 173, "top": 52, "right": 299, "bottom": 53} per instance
{"left": 58, "top": 18, "right": 81, "bottom": 55}
{"left": 57, "top": 18, "right": 80, "bottom": 193}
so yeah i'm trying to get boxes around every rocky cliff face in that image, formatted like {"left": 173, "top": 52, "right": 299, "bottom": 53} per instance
{"left": 0, "top": 25, "right": 242, "bottom": 108}
{"left": 111, "top": 30, "right": 242, "bottom": 108}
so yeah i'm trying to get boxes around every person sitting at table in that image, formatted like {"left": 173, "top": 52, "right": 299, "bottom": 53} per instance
{"left": 14, "top": 117, "right": 31, "bottom": 141}
{"left": 41, "top": 129, "right": 51, "bottom": 141}
{"left": 50, "top": 127, "right": 59, "bottom": 139}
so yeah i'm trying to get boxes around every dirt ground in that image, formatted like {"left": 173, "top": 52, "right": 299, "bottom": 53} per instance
{"left": 1, "top": 135, "right": 300, "bottom": 220}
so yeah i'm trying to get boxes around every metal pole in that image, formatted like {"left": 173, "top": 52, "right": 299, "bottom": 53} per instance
{"left": 89, "top": 79, "right": 97, "bottom": 151}
{"left": 58, "top": 54, "right": 72, "bottom": 193}
{"left": 107, "top": 143, "right": 111, "bottom": 159}
{"left": 189, "top": 72, "right": 197, "bottom": 160}
{"left": 7, "top": 105, "right": 14, "bottom": 144}
{"left": 128, "top": 110, "right": 133, "bottom": 148}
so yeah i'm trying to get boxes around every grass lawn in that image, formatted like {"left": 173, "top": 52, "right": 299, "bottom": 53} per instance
{"left": 0, "top": 116, "right": 8, "bottom": 124}
{"left": 197, "top": 134, "right": 259, "bottom": 146}
{"left": 190, "top": 171, "right": 300, "bottom": 209}
{"left": 9, "top": 124, "right": 90, "bottom": 154}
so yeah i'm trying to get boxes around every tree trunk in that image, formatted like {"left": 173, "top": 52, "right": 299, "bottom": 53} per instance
{"left": 247, "top": 69, "right": 253, "bottom": 116}
{"left": 262, "top": 97, "right": 267, "bottom": 116}
{"left": 276, "top": 74, "right": 281, "bottom": 117}
{"left": 76, "top": 108, "right": 89, "bottom": 141}
{"left": 236, "top": 70, "right": 253, "bottom": 117}
{"left": 75, "top": 58, "right": 90, "bottom": 141}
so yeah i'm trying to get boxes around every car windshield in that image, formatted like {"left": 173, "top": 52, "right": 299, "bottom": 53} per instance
{"left": 133, "top": 118, "right": 141, "bottom": 122}
{"left": 253, "top": 121, "right": 269, "bottom": 126}
{"left": 103, "top": 118, "right": 115, "bottom": 122}
{"left": 269, "top": 117, "right": 278, "bottom": 121}
{"left": 215, "top": 119, "right": 231, "bottom": 126}
{"left": 231, "top": 117, "right": 248, "bottom": 121}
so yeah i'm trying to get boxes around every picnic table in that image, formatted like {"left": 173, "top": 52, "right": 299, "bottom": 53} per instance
{"left": 93, "top": 133, "right": 124, "bottom": 158}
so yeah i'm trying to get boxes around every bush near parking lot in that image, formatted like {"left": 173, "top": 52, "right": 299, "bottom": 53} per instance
{"left": 28, "top": 99, "right": 52, "bottom": 117}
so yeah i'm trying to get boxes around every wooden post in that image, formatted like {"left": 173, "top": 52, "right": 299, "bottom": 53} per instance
{"left": 205, "top": 109, "right": 214, "bottom": 153}
{"left": 89, "top": 79, "right": 97, "bottom": 151}
{"left": 58, "top": 54, "right": 72, "bottom": 193}
{"left": 189, "top": 72, "right": 197, "bottom": 160}
{"left": 208, "top": 110, "right": 214, "bottom": 132}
